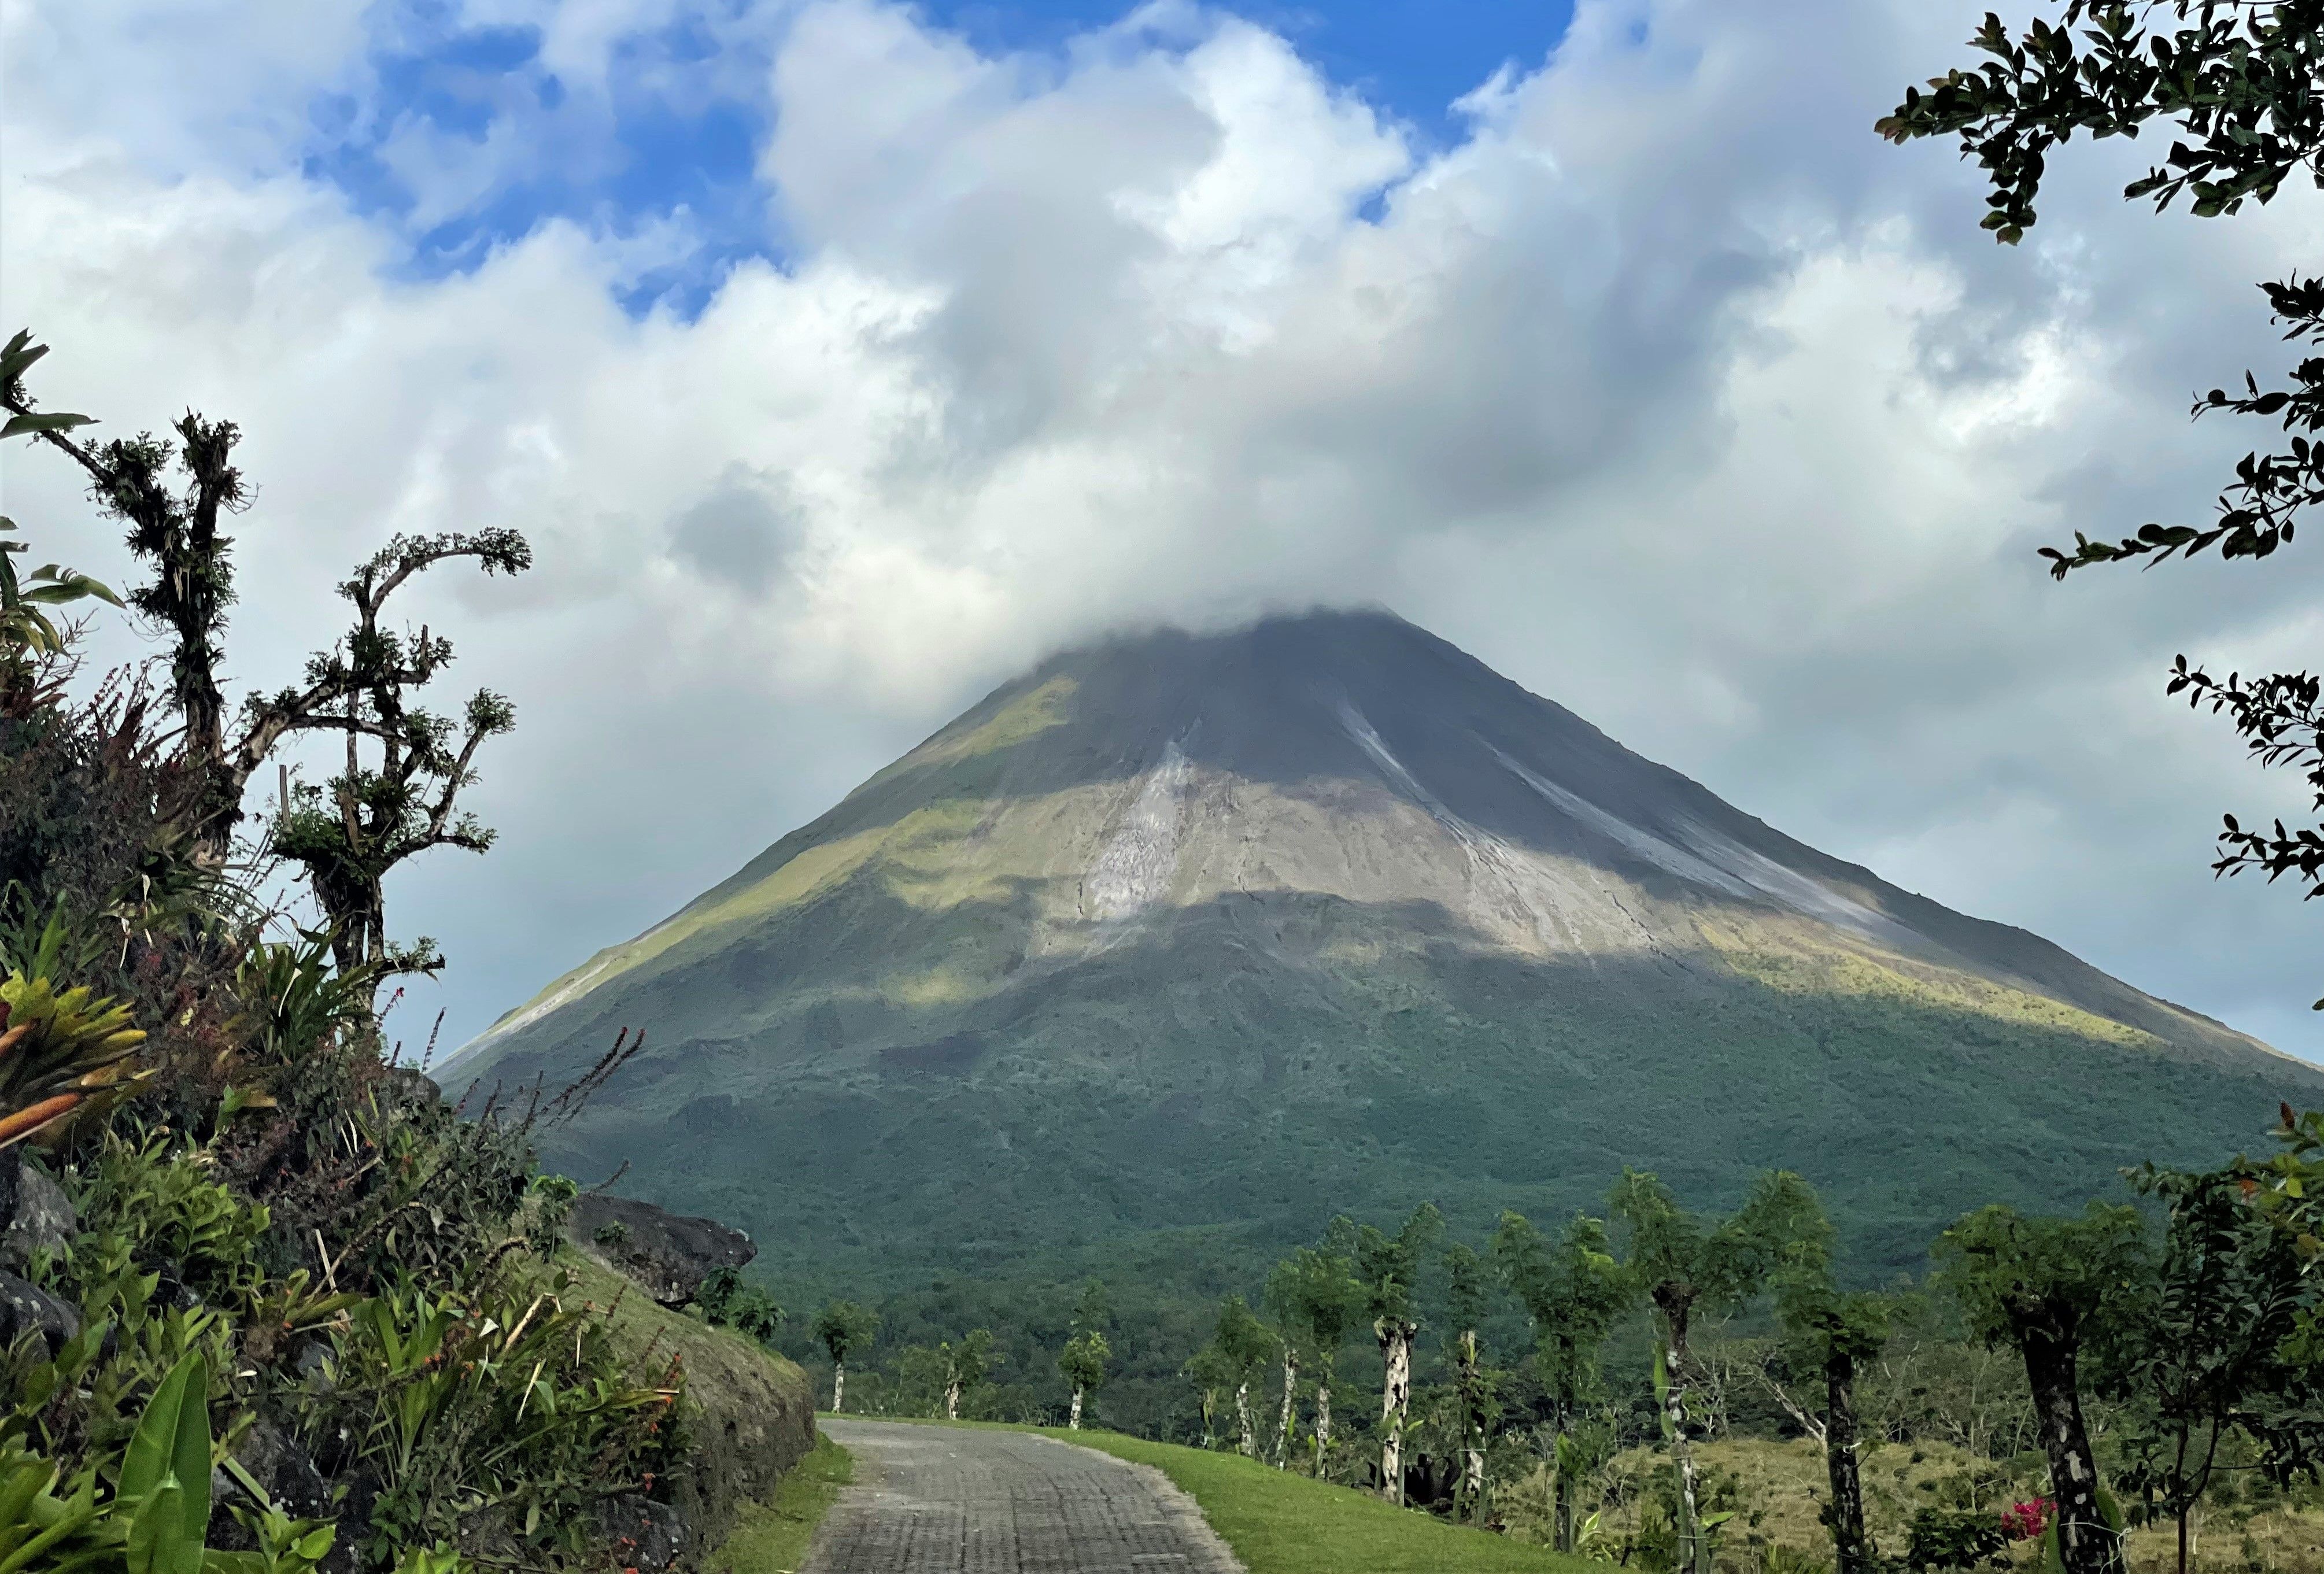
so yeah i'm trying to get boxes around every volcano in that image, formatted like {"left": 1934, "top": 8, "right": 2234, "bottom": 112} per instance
{"left": 450, "top": 610, "right": 2316, "bottom": 1285}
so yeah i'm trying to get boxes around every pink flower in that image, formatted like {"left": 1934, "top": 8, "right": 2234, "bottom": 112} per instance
{"left": 2000, "top": 1499, "right": 2053, "bottom": 1541}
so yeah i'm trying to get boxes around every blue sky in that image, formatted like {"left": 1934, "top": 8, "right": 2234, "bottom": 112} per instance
{"left": 308, "top": 0, "right": 1576, "bottom": 316}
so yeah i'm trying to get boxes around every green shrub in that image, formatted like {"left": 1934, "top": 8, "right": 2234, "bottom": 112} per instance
{"left": 1903, "top": 1507, "right": 2009, "bottom": 1571}
{"left": 304, "top": 1265, "right": 681, "bottom": 1565}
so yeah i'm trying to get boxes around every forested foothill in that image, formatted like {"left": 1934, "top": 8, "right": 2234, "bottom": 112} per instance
{"left": 0, "top": 331, "right": 812, "bottom": 1574}
{"left": 776, "top": 1114, "right": 2324, "bottom": 1574}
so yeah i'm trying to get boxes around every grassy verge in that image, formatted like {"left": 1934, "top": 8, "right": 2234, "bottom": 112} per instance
{"left": 833, "top": 1417, "right": 1587, "bottom": 1574}
{"left": 704, "top": 1436, "right": 854, "bottom": 1574}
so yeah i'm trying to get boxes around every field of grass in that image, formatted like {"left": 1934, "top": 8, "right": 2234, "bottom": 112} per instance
{"left": 1562, "top": 1437, "right": 2324, "bottom": 1574}
{"left": 843, "top": 1416, "right": 1589, "bottom": 1574}
{"left": 705, "top": 1436, "right": 855, "bottom": 1574}
{"left": 1062, "top": 1428, "right": 1592, "bottom": 1574}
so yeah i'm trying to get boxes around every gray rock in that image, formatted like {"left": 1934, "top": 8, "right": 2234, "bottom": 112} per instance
{"left": 567, "top": 1195, "right": 753, "bottom": 1309}
{"left": 383, "top": 1067, "right": 441, "bottom": 1108}
{"left": 0, "top": 1162, "right": 75, "bottom": 1274}
{"left": 214, "top": 1414, "right": 335, "bottom": 1522}
{"left": 599, "top": 1495, "right": 688, "bottom": 1574}
{"left": 292, "top": 1336, "right": 335, "bottom": 1391}
{"left": 453, "top": 1503, "right": 526, "bottom": 1568}
{"left": 0, "top": 1268, "right": 79, "bottom": 1353}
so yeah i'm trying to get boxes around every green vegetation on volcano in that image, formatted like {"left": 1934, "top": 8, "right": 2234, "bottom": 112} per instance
{"left": 453, "top": 615, "right": 2319, "bottom": 1424}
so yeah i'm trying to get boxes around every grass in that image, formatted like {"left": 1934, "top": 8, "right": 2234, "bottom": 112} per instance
{"left": 835, "top": 1416, "right": 1590, "bottom": 1574}
{"left": 704, "top": 1436, "right": 854, "bottom": 1574}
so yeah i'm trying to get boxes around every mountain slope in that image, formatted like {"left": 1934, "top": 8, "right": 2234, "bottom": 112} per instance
{"left": 452, "top": 610, "right": 2316, "bottom": 1285}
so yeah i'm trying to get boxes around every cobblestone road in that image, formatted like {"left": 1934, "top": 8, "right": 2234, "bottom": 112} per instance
{"left": 805, "top": 1420, "right": 1246, "bottom": 1574}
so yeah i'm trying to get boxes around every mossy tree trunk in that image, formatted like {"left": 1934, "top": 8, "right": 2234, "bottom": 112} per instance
{"left": 1378, "top": 1319, "right": 1414, "bottom": 1505}
{"left": 1824, "top": 1346, "right": 1872, "bottom": 1574}
{"left": 1276, "top": 1348, "right": 1298, "bottom": 1468}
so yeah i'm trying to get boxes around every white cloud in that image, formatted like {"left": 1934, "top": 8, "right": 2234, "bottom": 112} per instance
{"left": 6, "top": 0, "right": 2323, "bottom": 1059}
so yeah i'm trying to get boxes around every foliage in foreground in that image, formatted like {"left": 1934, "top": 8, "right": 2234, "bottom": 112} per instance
{"left": 0, "top": 329, "right": 742, "bottom": 1574}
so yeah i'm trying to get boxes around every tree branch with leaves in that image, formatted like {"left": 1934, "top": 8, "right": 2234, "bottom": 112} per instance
{"left": 1880, "top": 3, "right": 2324, "bottom": 1002}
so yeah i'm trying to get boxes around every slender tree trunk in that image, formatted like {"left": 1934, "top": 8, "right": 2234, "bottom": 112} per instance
{"left": 833, "top": 1359, "right": 847, "bottom": 1415}
{"left": 2020, "top": 1332, "right": 2122, "bottom": 1574}
{"left": 1314, "top": 1374, "right": 1332, "bottom": 1477}
{"left": 1070, "top": 1386, "right": 1084, "bottom": 1430}
{"left": 1457, "top": 1329, "right": 1485, "bottom": 1523}
{"left": 1236, "top": 1380, "right": 1255, "bottom": 1457}
{"left": 1553, "top": 1418, "right": 1577, "bottom": 1555}
{"left": 1662, "top": 1312, "right": 1708, "bottom": 1574}
{"left": 1380, "top": 1321, "right": 1414, "bottom": 1505}
{"left": 1823, "top": 1347, "right": 1872, "bottom": 1574}
{"left": 945, "top": 1376, "right": 962, "bottom": 1420}
{"left": 2175, "top": 1425, "right": 2192, "bottom": 1574}
{"left": 1277, "top": 1350, "right": 1298, "bottom": 1468}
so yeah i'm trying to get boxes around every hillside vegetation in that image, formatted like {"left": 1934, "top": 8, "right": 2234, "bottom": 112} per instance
{"left": 455, "top": 614, "right": 2316, "bottom": 1330}
{"left": 0, "top": 330, "right": 815, "bottom": 1574}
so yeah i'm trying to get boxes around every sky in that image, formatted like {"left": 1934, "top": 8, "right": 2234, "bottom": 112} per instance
{"left": 6, "top": 0, "right": 2324, "bottom": 1063}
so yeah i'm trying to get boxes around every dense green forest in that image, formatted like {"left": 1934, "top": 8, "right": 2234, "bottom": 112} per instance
{"left": 744, "top": 1115, "right": 2324, "bottom": 1574}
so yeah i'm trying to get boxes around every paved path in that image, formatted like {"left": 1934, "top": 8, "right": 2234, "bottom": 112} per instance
{"left": 805, "top": 1420, "right": 1246, "bottom": 1574}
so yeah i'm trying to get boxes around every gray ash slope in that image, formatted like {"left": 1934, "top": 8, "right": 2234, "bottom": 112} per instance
{"left": 453, "top": 610, "right": 2313, "bottom": 1287}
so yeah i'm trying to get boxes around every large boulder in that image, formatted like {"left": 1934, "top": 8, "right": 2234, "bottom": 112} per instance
{"left": 567, "top": 1194, "right": 753, "bottom": 1309}
{"left": 0, "top": 1162, "right": 76, "bottom": 1274}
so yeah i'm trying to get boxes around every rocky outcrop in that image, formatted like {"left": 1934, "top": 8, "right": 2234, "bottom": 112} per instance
{"left": 600, "top": 1497, "right": 689, "bottom": 1574}
{"left": 567, "top": 1194, "right": 753, "bottom": 1309}
{"left": 2, "top": 1162, "right": 77, "bottom": 1274}
{"left": 0, "top": 1268, "right": 79, "bottom": 1353}
{"left": 564, "top": 1252, "right": 815, "bottom": 1561}
{"left": 208, "top": 1413, "right": 338, "bottom": 1551}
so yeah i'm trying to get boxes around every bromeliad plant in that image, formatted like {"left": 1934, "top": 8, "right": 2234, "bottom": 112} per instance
{"left": 0, "top": 959, "right": 150, "bottom": 1150}
{"left": 2, "top": 1349, "right": 342, "bottom": 1574}
{"left": 313, "top": 1268, "right": 681, "bottom": 1564}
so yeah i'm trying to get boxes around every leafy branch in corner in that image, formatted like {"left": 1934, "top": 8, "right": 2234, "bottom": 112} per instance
{"left": 1881, "top": 5, "right": 2324, "bottom": 997}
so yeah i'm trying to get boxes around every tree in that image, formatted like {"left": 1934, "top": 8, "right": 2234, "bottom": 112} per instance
{"left": 1181, "top": 1340, "right": 1235, "bottom": 1451}
{"left": 0, "top": 338, "right": 121, "bottom": 718}
{"left": 1259, "top": 1257, "right": 1306, "bottom": 1469}
{"left": 0, "top": 335, "right": 120, "bottom": 718}
{"left": 1442, "top": 1243, "right": 1497, "bottom": 1523}
{"left": 0, "top": 329, "right": 530, "bottom": 953}
{"left": 1936, "top": 1203, "right": 2148, "bottom": 1574}
{"left": 1494, "top": 1209, "right": 1636, "bottom": 1552}
{"left": 1265, "top": 1223, "right": 1365, "bottom": 1476}
{"left": 939, "top": 1328, "right": 994, "bottom": 1420}
{"left": 1357, "top": 1203, "right": 1442, "bottom": 1505}
{"left": 695, "top": 1266, "right": 785, "bottom": 1346}
{"left": 1061, "top": 1280, "right": 1111, "bottom": 1431}
{"left": 1609, "top": 1170, "right": 1806, "bottom": 1574}
{"left": 1208, "top": 1295, "right": 1277, "bottom": 1458}
{"left": 272, "top": 532, "right": 529, "bottom": 979}
{"left": 1059, "top": 1330, "right": 1110, "bottom": 1430}
{"left": 1767, "top": 1182, "right": 1893, "bottom": 1574}
{"left": 1879, "top": 6, "right": 2324, "bottom": 979}
{"left": 813, "top": 1300, "right": 880, "bottom": 1414}
{"left": 2108, "top": 1155, "right": 2320, "bottom": 1574}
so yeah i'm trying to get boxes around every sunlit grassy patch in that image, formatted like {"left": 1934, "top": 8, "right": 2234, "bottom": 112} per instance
{"left": 704, "top": 1436, "right": 854, "bottom": 1574}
